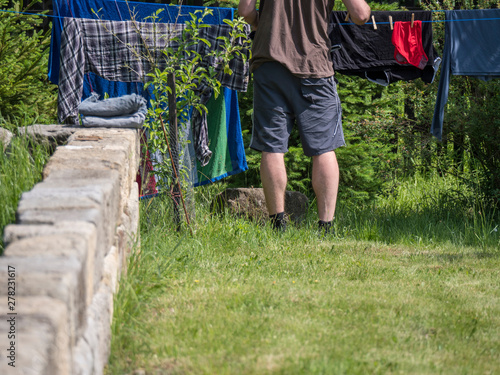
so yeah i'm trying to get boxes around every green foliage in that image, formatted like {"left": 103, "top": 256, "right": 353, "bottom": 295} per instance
{"left": 0, "top": 126, "right": 51, "bottom": 253}
{"left": 462, "top": 80, "right": 500, "bottom": 207}
{"left": 336, "top": 134, "right": 381, "bottom": 204}
{"left": 284, "top": 147, "right": 312, "bottom": 195}
{"left": 0, "top": 0, "right": 57, "bottom": 125}
{"left": 205, "top": 0, "right": 240, "bottom": 8}
{"left": 120, "top": 8, "right": 251, "bottom": 196}
{"left": 335, "top": 74, "right": 403, "bottom": 202}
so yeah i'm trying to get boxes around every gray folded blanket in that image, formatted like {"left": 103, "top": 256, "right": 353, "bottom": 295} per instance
{"left": 78, "top": 93, "right": 147, "bottom": 128}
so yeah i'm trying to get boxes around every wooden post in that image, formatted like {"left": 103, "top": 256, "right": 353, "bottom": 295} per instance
{"left": 167, "top": 72, "right": 181, "bottom": 229}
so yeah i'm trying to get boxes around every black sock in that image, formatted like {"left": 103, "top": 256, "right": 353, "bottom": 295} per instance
{"left": 318, "top": 220, "right": 333, "bottom": 234}
{"left": 269, "top": 212, "right": 286, "bottom": 232}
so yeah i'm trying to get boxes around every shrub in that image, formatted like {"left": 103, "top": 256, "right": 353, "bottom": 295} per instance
{"left": 0, "top": 0, "right": 57, "bottom": 125}
{"left": 463, "top": 79, "right": 500, "bottom": 208}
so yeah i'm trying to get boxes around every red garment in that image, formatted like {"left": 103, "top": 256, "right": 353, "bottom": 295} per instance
{"left": 392, "top": 20, "right": 428, "bottom": 70}
{"left": 136, "top": 130, "right": 158, "bottom": 198}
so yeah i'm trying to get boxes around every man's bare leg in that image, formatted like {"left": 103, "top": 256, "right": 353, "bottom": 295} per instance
{"left": 312, "top": 151, "right": 340, "bottom": 222}
{"left": 260, "top": 152, "right": 287, "bottom": 215}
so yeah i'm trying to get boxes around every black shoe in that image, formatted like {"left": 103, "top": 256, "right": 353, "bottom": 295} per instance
{"left": 270, "top": 212, "right": 287, "bottom": 232}
{"left": 318, "top": 220, "right": 333, "bottom": 237}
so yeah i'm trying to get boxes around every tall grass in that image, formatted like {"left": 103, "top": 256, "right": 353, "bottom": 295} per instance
{"left": 0, "top": 127, "right": 50, "bottom": 253}
{"left": 106, "top": 173, "right": 499, "bottom": 374}
{"left": 337, "top": 173, "right": 499, "bottom": 249}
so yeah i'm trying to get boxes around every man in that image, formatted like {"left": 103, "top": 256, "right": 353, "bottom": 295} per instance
{"left": 238, "top": 0, "right": 371, "bottom": 233}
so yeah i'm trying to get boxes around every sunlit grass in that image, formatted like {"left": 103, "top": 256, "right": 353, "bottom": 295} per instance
{"left": 0, "top": 128, "right": 50, "bottom": 253}
{"left": 107, "top": 174, "right": 499, "bottom": 375}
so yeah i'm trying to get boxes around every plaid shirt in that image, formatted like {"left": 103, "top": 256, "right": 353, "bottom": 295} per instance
{"left": 58, "top": 18, "right": 250, "bottom": 166}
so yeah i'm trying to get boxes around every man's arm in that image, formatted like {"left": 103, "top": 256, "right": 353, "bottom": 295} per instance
{"left": 238, "top": 0, "right": 259, "bottom": 30}
{"left": 342, "top": 0, "right": 371, "bottom": 25}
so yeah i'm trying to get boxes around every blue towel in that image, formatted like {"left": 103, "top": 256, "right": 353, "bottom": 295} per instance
{"left": 431, "top": 9, "right": 500, "bottom": 140}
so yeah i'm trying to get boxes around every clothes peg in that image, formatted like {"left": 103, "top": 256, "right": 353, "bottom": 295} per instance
{"left": 345, "top": 12, "right": 350, "bottom": 22}
{"left": 411, "top": 13, "right": 414, "bottom": 28}
{"left": 389, "top": 15, "right": 393, "bottom": 30}
{"left": 371, "top": 15, "right": 377, "bottom": 30}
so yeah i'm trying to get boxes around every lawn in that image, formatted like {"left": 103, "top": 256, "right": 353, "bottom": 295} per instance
{"left": 106, "top": 176, "right": 499, "bottom": 375}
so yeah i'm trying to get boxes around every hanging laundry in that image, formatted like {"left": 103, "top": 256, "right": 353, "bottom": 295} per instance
{"left": 48, "top": 0, "right": 234, "bottom": 122}
{"left": 48, "top": 0, "right": 234, "bottom": 84}
{"left": 194, "top": 87, "right": 247, "bottom": 186}
{"left": 329, "top": 11, "right": 441, "bottom": 86}
{"left": 392, "top": 21, "right": 428, "bottom": 70}
{"left": 57, "top": 19, "right": 184, "bottom": 124}
{"left": 49, "top": 0, "right": 247, "bottom": 197}
{"left": 141, "top": 87, "right": 248, "bottom": 189}
{"left": 431, "top": 9, "right": 500, "bottom": 140}
{"left": 57, "top": 18, "right": 250, "bottom": 166}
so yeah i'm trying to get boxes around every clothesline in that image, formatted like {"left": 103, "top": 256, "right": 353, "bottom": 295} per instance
{"left": 339, "top": 16, "right": 500, "bottom": 26}
{"left": 2, "top": 8, "right": 500, "bottom": 25}
{"left": 1, "top": 0, "right": 232, "bottom": 20}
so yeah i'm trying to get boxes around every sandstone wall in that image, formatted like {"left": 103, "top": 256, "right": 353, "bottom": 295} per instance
{"left": 0, "top": 127, "right": 140, "bottom": 375}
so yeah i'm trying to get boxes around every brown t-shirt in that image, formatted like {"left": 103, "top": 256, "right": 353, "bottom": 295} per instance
{"left": 250, "top": 0, "right": 335, "bottom": 78}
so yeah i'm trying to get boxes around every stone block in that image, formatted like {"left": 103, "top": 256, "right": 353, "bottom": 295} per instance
{"left": 125, "top": 182, "right": 140, "bottom": 236}
{"left": 43, "top": 144, "right": 130, "bottom": 213}
{"left": 211, "top": 188, "right": 310, "bottom": 223}
{"left": 0, "top": 248, "right": 87, "bottom": 347}
{"left": 74, "top": 283, "right": 114, "bottom": 375}
{"left": 16, "top": 168, "right": 120, "bottom": 257}
{"left": 15, "top": 206, "right": 110, "bottom": 263}
{"left": 1, "top": 127, "right": 13, "bottom": 150}
{"left": 2, "top": 221, "right": 101, "bottom": 295}
{"left": 3, "top": 221, "right": 95, "bottom": 246}
{"left": 18, "top": 124, "right": 78, "bottom": 151}
{"left": 16, "top": 205, "right": 101, "bottom": 226}
{"left": 67, "top": 128, "right": 139, "bottom": 190}
{"left": 72, "top": 335, "right": 94, "bottom": 375}
{"left": 0, "top": 297, "right": 70, "bottom": 375}
{"left": 102, "top": 246, "right": 119, "bottom": 294}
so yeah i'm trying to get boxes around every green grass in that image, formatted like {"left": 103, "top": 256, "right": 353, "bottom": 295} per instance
{"left": 0, "top": 129, "right": 50, "bottom": 253}
{"left": 106, "top": 176, "right": 499, "bottom": 375}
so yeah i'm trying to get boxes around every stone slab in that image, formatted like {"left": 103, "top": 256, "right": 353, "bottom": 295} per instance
{"left": 0, "top": 253, "right": 86, "bottom": 347}
{"left": 2, "top": 233, "right": 95, "bottom": 304}
{"left": 18, "top": 124, "right": 78, "bottom": 150}
{"left": 74, "top": 283, "right": 114, "bottom": 375}
{"left": 0, "top": 297, "right": 70, "bottom": 375}
{"left": 2, "top": 221, "right": 100, "bottom": 301}
{"left": 68, "top": 128, "right": 139, "bottom": 177}
{"left": 17, "top": 169, "right": 120, "bottom": 253}
{"left": 211, "top": 188, "right": 310, "bottom": 223}
{"left": 1, "top": 127, "right": 13, "bottom": 150}
{"left": 43, "top": 143, "right": 131, "bottom": 213}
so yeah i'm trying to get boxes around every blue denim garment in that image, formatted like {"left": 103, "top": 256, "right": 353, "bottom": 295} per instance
{"left": 79, "top": 93, "right": 147, "bottom": 128}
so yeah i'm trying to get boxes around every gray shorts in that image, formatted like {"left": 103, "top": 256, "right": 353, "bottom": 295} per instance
{"left": 250, "top": 62, "right": 345, "bottom": 156}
